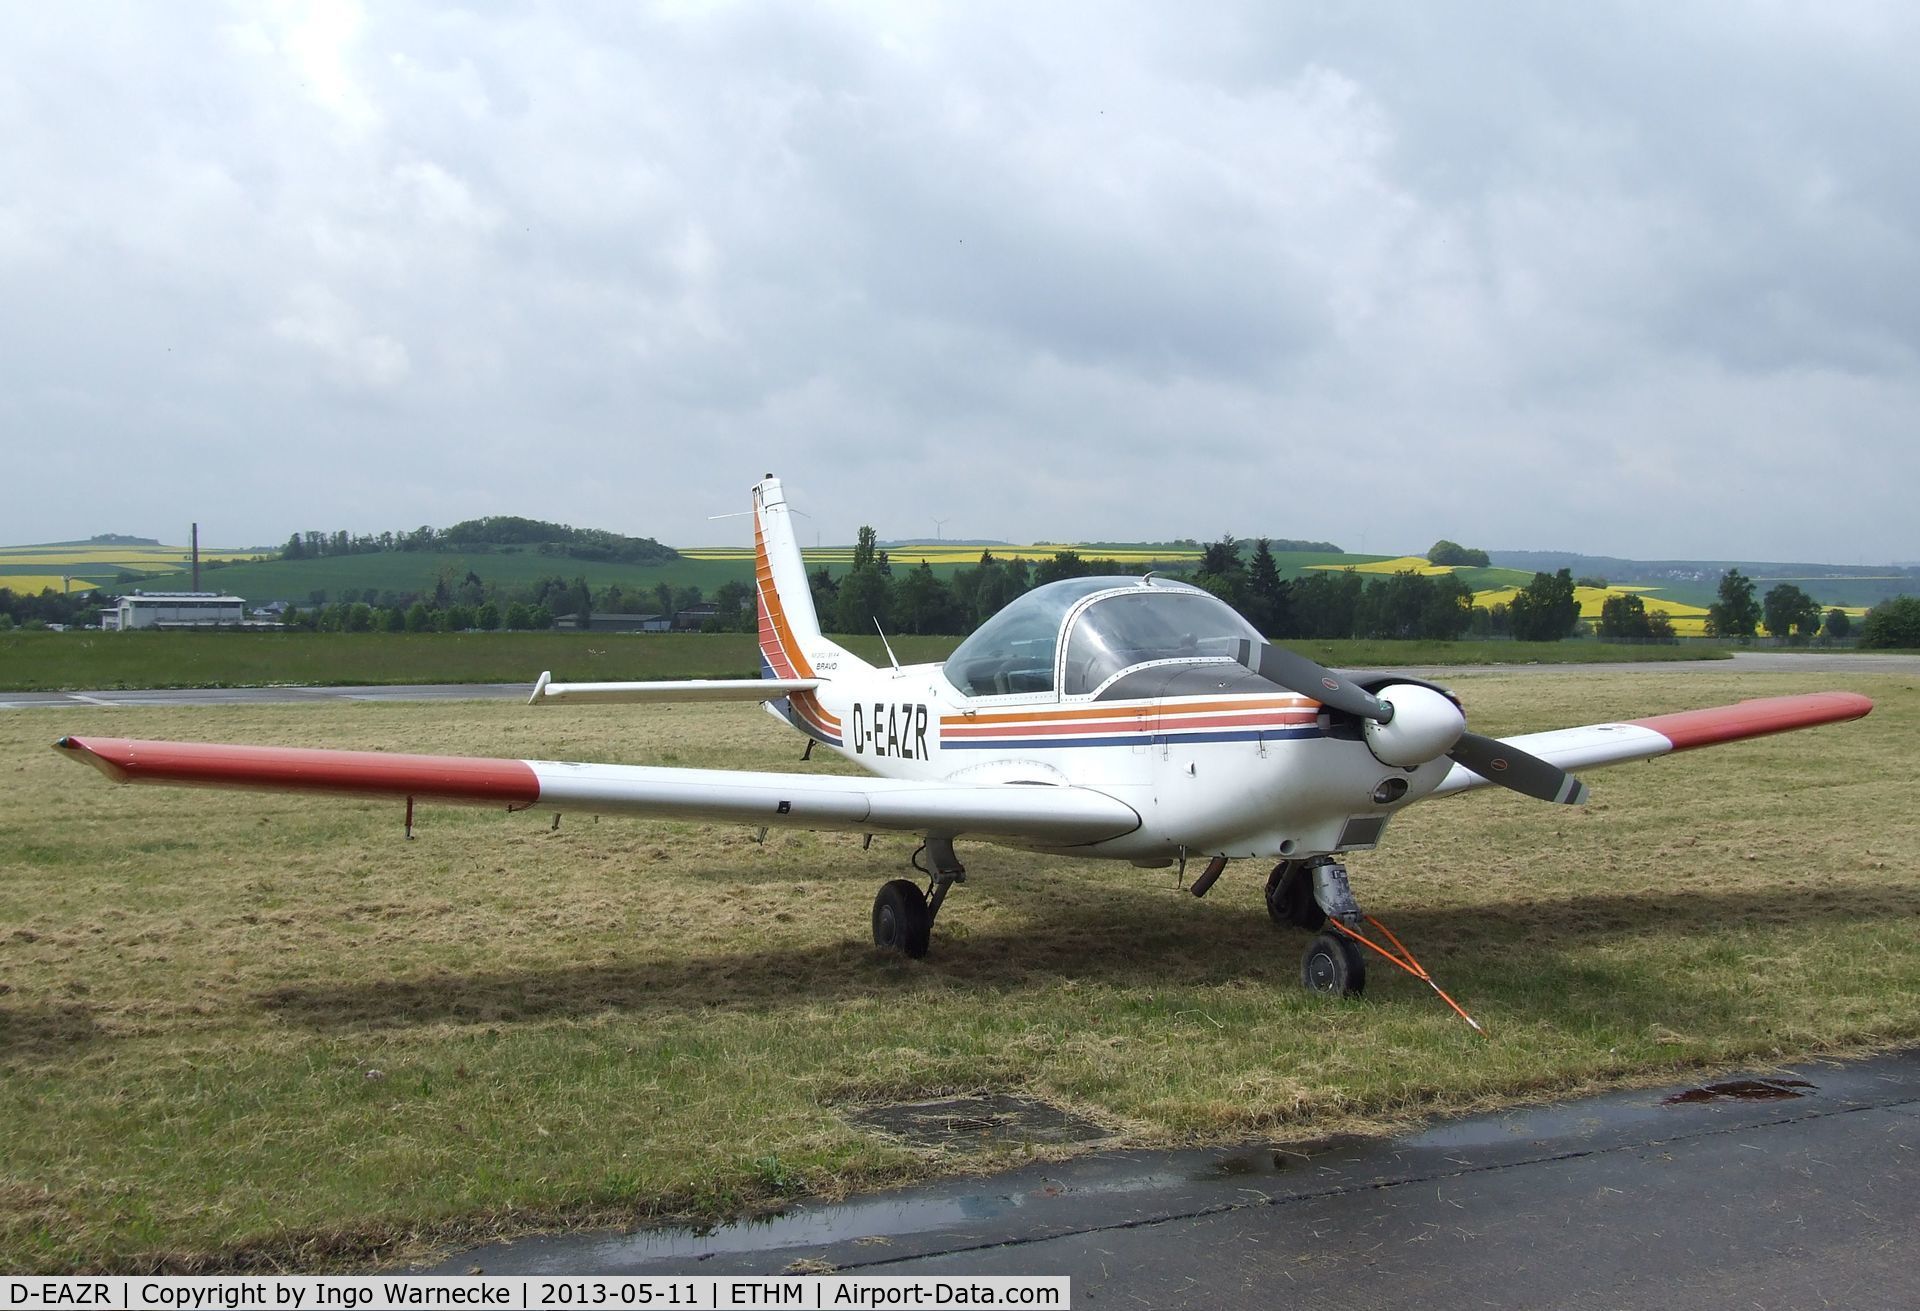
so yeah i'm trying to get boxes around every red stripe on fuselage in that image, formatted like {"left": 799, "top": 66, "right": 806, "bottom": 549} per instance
{"left": 57, "top": 737, "right": 542, "bottom": 803}
{"left": 1628, "top": 691, "right": 1873, "bottom": 751}
{"left": 943, "top": 696, "right": 1316, "bottom": 727}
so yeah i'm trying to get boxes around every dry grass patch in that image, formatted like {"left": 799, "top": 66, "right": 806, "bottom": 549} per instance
{"left": 2, "top": 670, "right": 1916, "bottom": 1271}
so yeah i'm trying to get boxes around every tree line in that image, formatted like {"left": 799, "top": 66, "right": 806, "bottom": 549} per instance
{"left": 10, "top": 541, "right": 1919, "bottom": 650}
{"left": 278, "top": 515, "right": 677, "bottom": 565}
{"left": 784, "top": 533, "right": 1488, "bottom": 642}
{"left": 1702, "top": 568, "right": 1862, "bottom": 642}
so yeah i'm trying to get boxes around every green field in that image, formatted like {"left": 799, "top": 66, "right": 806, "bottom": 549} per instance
{"left": 120, "top": 552, "right": 761, "bottom": 607}
{"left": 106, "top": 542, "right": 1209, "bottom": 607}
{"left": 0, "top": 668, "right": 1911, "bottom": 1271}
{"left": 0, "top": 632, "right": 1731, "bottom": 693}
{"left": 52, "top": 546, "right": 1538, "bottom": 609}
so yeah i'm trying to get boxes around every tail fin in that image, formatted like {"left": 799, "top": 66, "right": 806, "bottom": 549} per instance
{"left": 753, "top": 475, "right": 871, "bottom": 683}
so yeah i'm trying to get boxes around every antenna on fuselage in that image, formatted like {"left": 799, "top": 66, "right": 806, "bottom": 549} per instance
{"left": 873, "top": 618, "right": 901, "bottom": 673}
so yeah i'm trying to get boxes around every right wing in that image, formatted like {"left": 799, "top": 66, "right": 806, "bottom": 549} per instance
{"left": 53, "top": 736, "right": 1139, "bottom": 848}
{"left": 1430, "top": 691, "right": 1873, "bottom": 797}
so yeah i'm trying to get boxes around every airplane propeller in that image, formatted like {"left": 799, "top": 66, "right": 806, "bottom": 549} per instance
{"left": 1233, "top": 638, "right": 1590, "bottom": 806}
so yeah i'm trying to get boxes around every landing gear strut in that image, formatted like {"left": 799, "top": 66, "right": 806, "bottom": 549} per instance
{"left": 871, "top": 835, "right": 965, "bottom": 959}
{"left": 1282, "top": 857, "right": 1367, "bottom": 998}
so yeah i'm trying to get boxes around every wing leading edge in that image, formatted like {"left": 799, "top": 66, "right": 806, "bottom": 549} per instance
{"left": 52, "top": 736, "right": 1140, "bottom": 847}
{"left": 1431, "top": 691, "right": 1873, "bottom": 797}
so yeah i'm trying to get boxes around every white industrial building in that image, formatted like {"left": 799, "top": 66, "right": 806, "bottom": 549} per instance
{"left": 103, "top": 592, "right": 248, "bottom": 630}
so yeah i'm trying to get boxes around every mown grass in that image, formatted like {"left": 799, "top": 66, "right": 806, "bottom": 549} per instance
{"left": 2, "top": 668, "right": 1914, "bottom": 1272}
{"left": 0, "top": 632, "right": 1728, "bottom": 693}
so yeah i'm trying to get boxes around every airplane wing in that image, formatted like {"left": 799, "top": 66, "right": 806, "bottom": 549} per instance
{"left": 528, "top": 671, "right": 821, "bottom": 704}
{"left": 51, "top": 736, "right": 1140, "bottom": 847}
{"left": 1430, "top": 691, "right": 1873, "bottom": 797}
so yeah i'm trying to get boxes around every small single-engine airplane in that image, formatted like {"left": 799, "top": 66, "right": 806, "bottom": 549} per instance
{"left": 56, "top": 476, "right": 1872, "bottom": 1009}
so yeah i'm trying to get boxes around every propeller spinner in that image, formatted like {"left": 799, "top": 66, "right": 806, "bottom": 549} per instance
{"left": 1234, "top": 638, "right": 1589, "bottom": 805}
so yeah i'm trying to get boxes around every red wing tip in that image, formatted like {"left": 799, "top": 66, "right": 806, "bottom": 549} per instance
{"left": 1630, "top": 691, "right": 1875, "bottom": 752}
{"left": 53, "top": 735, "right": 131, "bottom": 782}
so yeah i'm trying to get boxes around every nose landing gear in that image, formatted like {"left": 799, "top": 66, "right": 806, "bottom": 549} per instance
{"left": 1271, "top": 856, "right": 1483, "bottom": 1031}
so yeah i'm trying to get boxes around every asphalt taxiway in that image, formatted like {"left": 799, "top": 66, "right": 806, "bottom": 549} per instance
{"left": 4, "top": 651, "right": 1915, "bottom": 711}
{"left": 418, "top": 1049, "right": 1920, "bottom": 1309}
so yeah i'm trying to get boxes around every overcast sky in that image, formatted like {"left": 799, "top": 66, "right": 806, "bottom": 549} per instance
{"left": 3, "top": 2, "right": 1915, "bottom": 562}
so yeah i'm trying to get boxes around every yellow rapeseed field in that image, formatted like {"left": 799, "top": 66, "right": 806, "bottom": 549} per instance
{"left": 1472, "top": 584, "right": 1714, "bottom": 636}
{"left": 0, "top": 576, "right": 99, "bottom": 595}
{"left": 1304, "top": 555, "right": 1460, "bottom": 577}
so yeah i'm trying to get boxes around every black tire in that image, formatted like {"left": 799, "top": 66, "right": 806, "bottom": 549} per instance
{"left": 1266, "top": 861, "right": 1327, "bottom": 931}
{"left": 1301, "top": 931, "right": 1366, "bottom": 997}
{"left": 872, "top": 879, "right": 932, "bottom": 958}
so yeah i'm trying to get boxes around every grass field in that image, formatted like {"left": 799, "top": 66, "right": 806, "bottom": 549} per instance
{"left": 1, "top": 668, "right": 1913, "bottom": 1272}
{"left": 0, "top": 632, "right": 1731, "bottom": 693}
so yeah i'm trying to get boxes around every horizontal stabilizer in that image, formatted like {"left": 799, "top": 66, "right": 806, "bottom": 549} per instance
{"left": 528, "top": 670, "right": 821, "bottom": 705}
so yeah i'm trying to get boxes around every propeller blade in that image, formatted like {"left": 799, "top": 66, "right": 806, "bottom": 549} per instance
{"left": 1447, "top": 731, "right": 1590, "bottom": 805}
{"left": 1235, "top": 640, "right": 1392, "bottom": 722}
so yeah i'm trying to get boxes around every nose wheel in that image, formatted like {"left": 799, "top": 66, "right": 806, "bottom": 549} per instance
{"left": 1301, "top": 931, "right": 1366, "bottom": 997}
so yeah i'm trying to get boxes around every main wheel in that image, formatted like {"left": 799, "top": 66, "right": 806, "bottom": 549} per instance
{"left": 872, "top": 878, "right": 932, "bottom": 958}
{"left": 1266, "top": 861, "right": 1327, "bottom": 931}
{"left": 1301, "top": 931, "right": 1366, "bottom": 997}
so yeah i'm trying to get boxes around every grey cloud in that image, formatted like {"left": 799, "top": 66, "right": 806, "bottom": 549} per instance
{"left": 0, "top": 2, "right": 1914, "bottom": 561}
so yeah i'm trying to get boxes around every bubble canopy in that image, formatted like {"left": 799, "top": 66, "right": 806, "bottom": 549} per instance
{"left": 942, "top": 577, "right": 1263, "bottom": 698}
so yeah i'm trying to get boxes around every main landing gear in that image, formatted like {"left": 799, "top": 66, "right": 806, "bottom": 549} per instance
{"left": 871, "top": 835, "right": 965, "bottom": 959}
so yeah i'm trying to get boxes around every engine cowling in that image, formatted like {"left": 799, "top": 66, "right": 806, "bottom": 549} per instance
{"left": 1362, "top": 683, "right": 1466, "bottom": 768}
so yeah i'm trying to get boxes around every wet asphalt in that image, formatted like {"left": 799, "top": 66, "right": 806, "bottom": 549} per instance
{"left": 418, "top": 1049, "right": 1920, "bottom": 1309}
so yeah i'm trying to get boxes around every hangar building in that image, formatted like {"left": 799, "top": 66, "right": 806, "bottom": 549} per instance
{"left": 104, "top": 592, "right": 247, "bottom": 630}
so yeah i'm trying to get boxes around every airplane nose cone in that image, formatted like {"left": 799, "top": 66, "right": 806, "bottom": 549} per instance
{"left": 1363, "top": 684, "right": 1466, "bottom": 768}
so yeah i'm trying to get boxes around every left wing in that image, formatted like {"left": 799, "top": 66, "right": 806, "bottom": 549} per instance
{"left": 53, "top": 736, "right": 1140, "bottom": 847}
{"left": 528, "top": 671, "right": 820, "bottom": 704}
{"left": 1431, "top": 691, "right": 1872, "bottom": 797}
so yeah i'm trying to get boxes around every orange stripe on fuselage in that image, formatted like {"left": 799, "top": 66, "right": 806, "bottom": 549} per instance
{"left": 942, "top": 708, "right": 1316, "bottom": 739}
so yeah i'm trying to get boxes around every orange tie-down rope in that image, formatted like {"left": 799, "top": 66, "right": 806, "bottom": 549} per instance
{"left": 1328, "top": 915, "right": 1487, "bottom": 1037}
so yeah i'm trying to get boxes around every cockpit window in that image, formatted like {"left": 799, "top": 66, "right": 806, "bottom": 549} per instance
{"left": 1060, "top": 588, "right": 1262, "bottom": 696}
{"left": 942, "top": 577, "right": 1129, "bottom": 697}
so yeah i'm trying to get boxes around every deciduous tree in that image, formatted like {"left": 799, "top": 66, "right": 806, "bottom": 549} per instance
{"left": 1762, "top": 584, "right": 1821, "bottom": 640}
{"left": 1509, "top": 569, "right": 1580, "bottom": 641}
{"left": 1707, "top": 568, "right": 1761, "bottom": 640}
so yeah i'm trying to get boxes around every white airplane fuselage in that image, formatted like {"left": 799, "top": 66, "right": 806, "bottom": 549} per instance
{"left": 769, "top": 651, "right": 1452, "bottom": 863}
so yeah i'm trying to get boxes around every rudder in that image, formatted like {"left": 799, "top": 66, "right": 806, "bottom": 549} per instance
{"left": 753, "top": 475, "right": 869, "bottom": 683}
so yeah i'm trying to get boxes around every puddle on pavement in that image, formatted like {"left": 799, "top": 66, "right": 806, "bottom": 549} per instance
{"left": 481, "top": 1155, "right": 1233, "bottom": 1271}
{"left": 1663, "top": 1078, "right": 1816, "bottom": 1106}
{"left": 845, "top": 1094, "right": 1112, "bottom": 1150}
